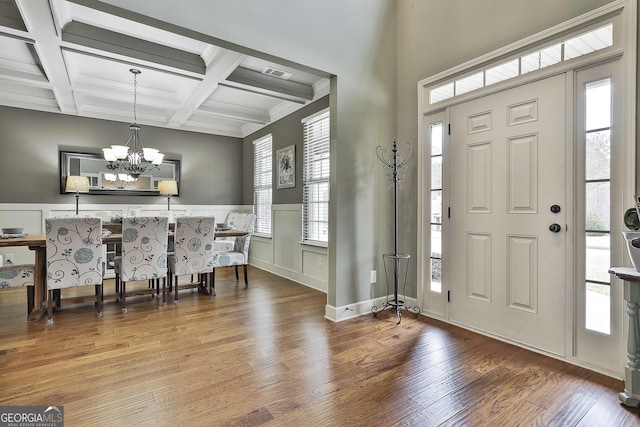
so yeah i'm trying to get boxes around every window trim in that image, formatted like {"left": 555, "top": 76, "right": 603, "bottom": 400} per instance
{"left": 419, "top": 1, "right": 627, "bottom": 115}
{"left": 253, "top": 134, "right": 272, "bottom": 237}
{"left": 302, "top": 108, "right": 330, "bottom": 246}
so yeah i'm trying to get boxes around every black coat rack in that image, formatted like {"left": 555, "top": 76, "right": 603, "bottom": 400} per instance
{"left": 372, "top": 140, "right": 421, "bottom": 324}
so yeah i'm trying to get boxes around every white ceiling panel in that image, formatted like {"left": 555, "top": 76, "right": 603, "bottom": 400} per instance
{"left": 205, "top": 85, "right": 280, "bottom": 112}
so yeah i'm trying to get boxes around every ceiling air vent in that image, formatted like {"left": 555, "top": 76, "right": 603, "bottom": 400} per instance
{"left": 262, "top": 67, "right": 292, "bottom": 80}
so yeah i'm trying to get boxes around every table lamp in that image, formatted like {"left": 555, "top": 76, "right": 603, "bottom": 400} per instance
{"left": 65, "top": 175, "right": 90, "bottom": 215}
{"left": 158, "top": 180, "right": 178, "bottom": 210}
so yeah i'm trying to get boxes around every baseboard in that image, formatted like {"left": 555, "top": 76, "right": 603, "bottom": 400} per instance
{"left": 250, "top": 258, "right": 327, "bottom": 292}
{"left": 325, "top": 295, "right": 420, "bottom": 322}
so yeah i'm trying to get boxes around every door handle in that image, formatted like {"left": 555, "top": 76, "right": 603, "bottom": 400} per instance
{"left": 549, "top": 223, "right": 562, "bottom": 233}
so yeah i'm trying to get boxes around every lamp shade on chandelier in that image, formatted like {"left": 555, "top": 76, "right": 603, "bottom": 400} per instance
{"left": 102, "top": 69, "right": 164, "bottom": 179}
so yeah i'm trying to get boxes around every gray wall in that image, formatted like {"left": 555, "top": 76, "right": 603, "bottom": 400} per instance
{"left": 0, "top": 106, "right": 242, "bottom": 205}
{"left": 242, "top": 96, "right": 330, "bottom": 205}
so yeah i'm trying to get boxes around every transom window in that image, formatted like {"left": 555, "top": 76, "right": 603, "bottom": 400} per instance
{"left": 429, "top": 23, "right": 613, "bottom": 105}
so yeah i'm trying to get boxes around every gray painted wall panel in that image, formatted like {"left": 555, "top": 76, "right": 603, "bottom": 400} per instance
{"left": 0, "top": 106, "right": 242, "bottom": 205}
{"left": 242, "top": 96, "right": 329, "bottom": 206}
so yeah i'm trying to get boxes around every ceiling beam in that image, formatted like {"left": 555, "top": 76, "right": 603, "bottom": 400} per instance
{"left": 165, "top": 48, "right": 245, "bottom": 129}
{"left": 225, "top": 66, "right": 314, "bottom": 101}
{"left": 62, "top": 21, "right": 206, "bottom": 75}
{"left": 17, "top": 0, "right": 77, "bottom": 114}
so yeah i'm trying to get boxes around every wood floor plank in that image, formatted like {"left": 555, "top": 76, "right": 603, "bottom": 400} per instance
{"left": 1, "top": 266, "right": 639, "bottom": 426}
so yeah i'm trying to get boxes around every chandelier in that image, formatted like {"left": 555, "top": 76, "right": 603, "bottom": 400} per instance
{"left": 102, "top": 69, "right": 164, "bottom": 179}
{"left": 104, "top": 173, "right": 136, "bottom": 189}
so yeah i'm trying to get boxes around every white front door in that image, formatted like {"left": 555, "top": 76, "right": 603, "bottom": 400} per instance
{"left": 449, "top": 74, "right": 567, "bottom": 355}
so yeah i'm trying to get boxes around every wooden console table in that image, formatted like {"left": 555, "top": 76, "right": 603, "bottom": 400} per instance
{"left": 609, "top": 266, "right": 640, "bottom": 407}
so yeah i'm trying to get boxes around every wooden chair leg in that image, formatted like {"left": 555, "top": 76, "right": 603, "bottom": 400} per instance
{"left": 210, "top": 269, "right": 216, "bottom": 297}
{"left": 162, "top": 277, "right": 167, "bottom": 306}
{"left": 96, "top": 284, "right": 103, "bottom": 317}
{"left": 121, "top": 281, "right": 127, "bottom": 313}
{"left": 243, "top": 264, "right": 248, "bottom": 287}
{"left": 47, "top": 289, "right": 54, "bottom": 324}
{"left": 54, "top": 288, "right": 61, "bottom": 308}
{"left": 235, "top": 265, "right": 239, "bottom": 281}
{"left": 174, "top": 275, "right": 179, "bottom": 304}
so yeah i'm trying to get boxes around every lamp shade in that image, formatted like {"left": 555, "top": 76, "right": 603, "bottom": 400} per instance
{"left": 65, "top": 176, "right": 90, "bottom": 193}
{"left": 158, "top": 180, "right": 178, "bottom": 195}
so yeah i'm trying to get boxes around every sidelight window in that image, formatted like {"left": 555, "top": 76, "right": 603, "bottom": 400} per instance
{"left": 430, "top": 122, "right": 443, "bottom": 293}
{"left": 583, "top": 78, "right": 611, "bottom": 335}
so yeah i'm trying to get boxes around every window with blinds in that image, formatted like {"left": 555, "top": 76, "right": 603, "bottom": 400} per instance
{"left": 253, "top": 134, "right": 272, "bottom": 236}
{"left": 302, "top": 109, "right": 330, "bottom": 245}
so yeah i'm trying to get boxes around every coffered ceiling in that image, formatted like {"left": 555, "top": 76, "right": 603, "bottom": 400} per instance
{"left": 0, "top": 0, "right": 331, "bottom": 138}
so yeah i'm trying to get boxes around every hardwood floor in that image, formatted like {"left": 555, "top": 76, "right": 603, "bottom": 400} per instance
{"left": 1, "top": 267, "right": 639, "bottom": 426}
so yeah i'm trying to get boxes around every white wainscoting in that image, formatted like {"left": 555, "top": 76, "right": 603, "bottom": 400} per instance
{"left": 249, "top": 204, "right": 328, "bottom": 293}
{"left": 0, "top": 203, "right": 328, "bottom": 293}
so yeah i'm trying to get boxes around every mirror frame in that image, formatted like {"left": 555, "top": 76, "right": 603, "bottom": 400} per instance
{"left": 59, "top": 150, "right": 181, "bottom": 196}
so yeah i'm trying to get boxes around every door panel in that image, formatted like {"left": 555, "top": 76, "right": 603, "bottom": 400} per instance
{"left": 449, "top": 74, "right": 566, "bottom": 356}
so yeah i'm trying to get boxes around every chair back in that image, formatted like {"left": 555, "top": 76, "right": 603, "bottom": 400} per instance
{"left": 233, "top": 234, "right": 252, "bottom": 263}
{"left": 120, "top": 216, "right": 169, "bottom": 281}
{"left": 226, "top": 212, "right": 256, "bottom": 233}
{"left": 0, "top": 265, "right": 34, "bottom": 289}
{"left": 171, "top": 216, "right": 215, "bottom": 276}
{"left": 46, "top": 217, "right": 103, "bottom": 290}
{"left": 228, "top": 212, "right": 256, "bottom": 261}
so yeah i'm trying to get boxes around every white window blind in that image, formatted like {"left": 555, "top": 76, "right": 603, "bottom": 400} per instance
{"left": 253, "top": 134, "right": 272, "bottom": 236}
{"left": 302, "top": 109, "right": 330, "bottom": 245}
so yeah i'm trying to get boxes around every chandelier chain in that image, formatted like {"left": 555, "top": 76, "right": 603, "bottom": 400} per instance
{"left": 133, "top": 71, "right": 137, "bottom": 124}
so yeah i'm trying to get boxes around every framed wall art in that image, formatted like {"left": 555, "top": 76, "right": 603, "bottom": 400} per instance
{"left": 277, "top": 145, "right": 295, "bottom": 189}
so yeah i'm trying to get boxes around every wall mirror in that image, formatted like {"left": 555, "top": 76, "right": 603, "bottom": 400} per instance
{"left": 60, "top": 150, "right": 180, "bottom": 196}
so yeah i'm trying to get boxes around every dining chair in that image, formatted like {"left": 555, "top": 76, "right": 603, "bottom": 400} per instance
{"left": 210, "top": 214, "right": 255, "bottom": 292}
{"left": 114, "top": 216, "right": 169, "bottom": 313}
{"left": 45, "top": 217, "right": 103, "bottom": 323}
{"left": 0, "top": 264, "right": 35, "bottom": 315}
{"left": 168, "top": 216, "right": 215, "bottom": 303}
{"left": 212, "top": 212, "right": 256, "bottom": 251}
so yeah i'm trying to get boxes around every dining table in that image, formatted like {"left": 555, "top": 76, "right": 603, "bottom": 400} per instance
{"left": 0, "top": 229, "right": 248, "bottom": 322}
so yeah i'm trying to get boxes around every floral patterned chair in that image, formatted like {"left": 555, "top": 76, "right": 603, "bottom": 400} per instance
{"left": 210, "top": 213, "right": 256, "bottom": 292}
{"left": 114, "top": 216, "right": 169, "bottom": 313}
{"left": 45, "top": 217, "right": 103, "bottom": 323}
{"left": 212, "top": 212, "right": 256, "bottom": 251}
{"left": 0, "top": 264, "right": 35, "bottom": 315}
{"left": 168, "top": 216, "right": 215, "bottom": 303}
